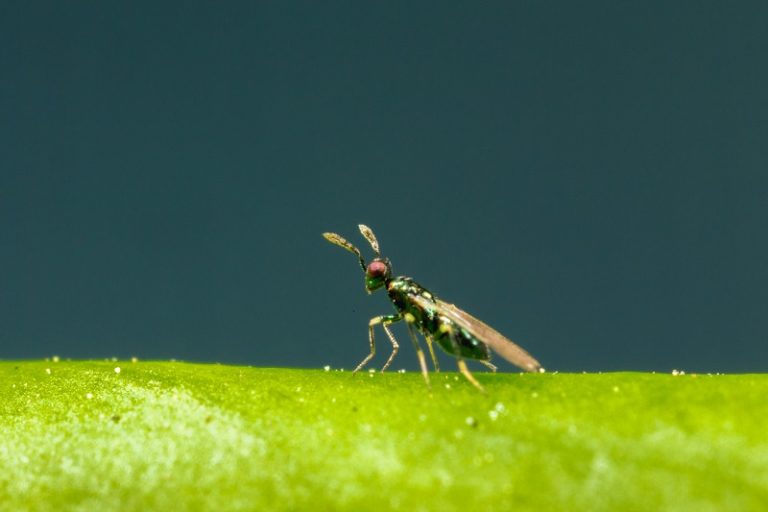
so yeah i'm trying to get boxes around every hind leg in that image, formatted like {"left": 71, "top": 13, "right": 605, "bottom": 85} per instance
{"left": 479, "top": 360, "right": 497, "bottom": 372}
{"left": 439, "top": 323, "right": 485, "bottom": 393}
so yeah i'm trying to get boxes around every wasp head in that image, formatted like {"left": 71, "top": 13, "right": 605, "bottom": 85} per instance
{"left": 323, "top": 224, "right": 393, "bottom": 294}
{"left": 365, "top": 257, "right": 392, "bottom": 293}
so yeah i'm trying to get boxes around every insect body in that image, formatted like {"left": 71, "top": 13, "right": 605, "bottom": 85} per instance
{"left": 323, "top": 225, "right": 542, "bottom": 391}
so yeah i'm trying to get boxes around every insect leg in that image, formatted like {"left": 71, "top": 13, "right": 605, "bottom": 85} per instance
{"left": 354, "top": 314, "right": 401, "bottom": 374}
{"left": 440, "top": 322, "right": 485, "bottom": 392}
{"left": 380, "top": 318, "right": 402, "bottom": 372}
{"left": 479, "top": 360, "right": 497, "bottom": 372}
{"left": 457, "top": 360, "right": 485, "bottom": 392}
{"left": 404, "top": 313, "right": 430, "bottom": 387}
{"left": 425, "top": 334, "right": 440, "bottom": 372}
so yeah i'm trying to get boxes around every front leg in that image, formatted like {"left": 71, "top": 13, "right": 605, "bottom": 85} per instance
{"left": 353, "top": 314, "right": 402, "bottom": 374}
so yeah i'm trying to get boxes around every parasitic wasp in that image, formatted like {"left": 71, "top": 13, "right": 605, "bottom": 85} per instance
{"left": 323, "top": 224, "right": 543, "bottom": 391}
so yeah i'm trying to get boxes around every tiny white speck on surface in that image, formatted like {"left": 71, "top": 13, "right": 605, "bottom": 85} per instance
{"left": 488, "top": 410, "right": 499, "bottom": 421}
{"left": 45, "top": 368, "right": 51, "bottom": 375}
{"left": 444, "top": 383, "right": 451, "bottom": 389}
{"left": 110, "top": 357, "right": 118, "bottom": 362}
{"left": 85, "top": 393, "right": 94, "bottom": 400}
{"left": 368, "top": 368, "right": 376, "bottom": 373}
{"left": 114, "top": 367, "right": 121, "bottom": 374}
{"left": 398, "top": 369, "right": 406, "bottom": 373}
{"left": 52, "top": 356, "right": 60, "bottom": 363}
{"left": 323, "top": 365, "right": 331, "bottom": 372}
{"left": 131, "top": 356, "right": 139, "bottom": 363}
{"left": 539, "top": 367, "right": 546, "bottom": 373}
{"left": 494, "top": 402, "right": 506, "bottom": 413}
{"left": 465, "top": 416, "right": 476, "bottom": 426}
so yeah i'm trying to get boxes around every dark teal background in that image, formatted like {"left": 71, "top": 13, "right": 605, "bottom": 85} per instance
{"left": 2, "top": 3, "right": 767, "bottom": 372}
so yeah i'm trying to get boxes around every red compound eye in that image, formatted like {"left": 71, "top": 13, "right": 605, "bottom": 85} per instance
{"left": 367, "top": 260, "right": 387, "bottom": 277}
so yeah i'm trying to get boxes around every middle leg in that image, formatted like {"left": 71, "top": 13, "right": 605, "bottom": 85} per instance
{"left": 404, "top": 313, "right": 430, "bottom": 387}
{"left": 425, "top": 334, "right": 440, "bottom": 372}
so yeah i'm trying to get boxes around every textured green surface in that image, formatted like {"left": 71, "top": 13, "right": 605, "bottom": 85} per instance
{"left": 1, "top": 361, "right": 766, "bottom": 511}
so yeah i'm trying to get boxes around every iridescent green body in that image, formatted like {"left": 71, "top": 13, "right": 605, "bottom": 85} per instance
{"left": 387, "top": 277, "right": 490, "bottom": 361}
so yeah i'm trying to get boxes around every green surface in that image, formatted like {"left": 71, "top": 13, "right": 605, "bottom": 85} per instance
{"left": 0, "top": 361, "right": 766, "bottom": 511}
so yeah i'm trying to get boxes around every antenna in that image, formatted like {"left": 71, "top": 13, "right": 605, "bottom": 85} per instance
{"left": 358, "top": 224, "right": 380, "bottom": 256}
{"left": 323, "top": 232, "right": 366, "bottom": 272}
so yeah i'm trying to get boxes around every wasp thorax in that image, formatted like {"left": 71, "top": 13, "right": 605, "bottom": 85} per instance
{"left": 365, "top": 258, "right": 391, "bottom": 291}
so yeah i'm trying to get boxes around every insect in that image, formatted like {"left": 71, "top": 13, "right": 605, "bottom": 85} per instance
{"left": 323, "top": 224, "right": 542, "bottom": 391}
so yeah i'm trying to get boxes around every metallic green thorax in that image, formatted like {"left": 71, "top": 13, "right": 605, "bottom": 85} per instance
{"left": 386, "top": 277, "right": 491, "bottom": 361}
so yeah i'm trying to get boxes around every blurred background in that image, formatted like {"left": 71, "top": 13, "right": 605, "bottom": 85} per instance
{"left": 1, "top": 2, "right": 766, "bottom": 373}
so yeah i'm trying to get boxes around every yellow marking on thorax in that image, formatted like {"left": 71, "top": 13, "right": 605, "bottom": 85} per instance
{"left": 404, "top": 312, "right": 416, "bottom": 323}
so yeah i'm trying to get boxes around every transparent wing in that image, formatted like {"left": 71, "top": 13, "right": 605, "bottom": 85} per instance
{"left": 413, "top": 294, "right": 542, "bottom": 372}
